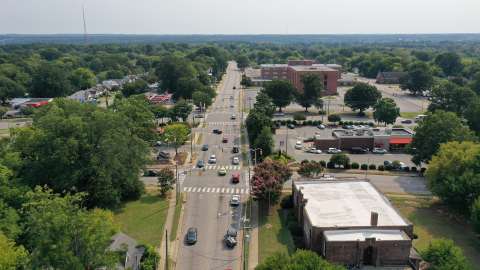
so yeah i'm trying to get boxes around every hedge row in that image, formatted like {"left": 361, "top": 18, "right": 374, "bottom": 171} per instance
{"left": 274, "top": 119, "right": 323, "bottom": 127}
{"left": 338, "top": 120, "right": 375, "bottom": 126}
{"left": 318, "top": 160, "right": 424, "bottom": 173}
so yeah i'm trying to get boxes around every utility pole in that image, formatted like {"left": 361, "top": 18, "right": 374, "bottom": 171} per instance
{"left": 175, "top": 162, "right": 179, "bottom": 205}
{"left": 285, "top": 127, "right": 288, "bottom": 155}
{"left": 165, "top": 230, "right": 169, "bottom": 270}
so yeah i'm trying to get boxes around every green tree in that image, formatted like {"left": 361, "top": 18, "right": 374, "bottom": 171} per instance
{"left": 0, "top": 75, "right": 25, "bottom": 104}
{"left": 69, "top": 67, "right": 96, "bottom": 91}
{"left": 31, "top": 62, "right": 72, "bottom": 97}
{"left": 157, "top": 168, "right": 175, "bottom": 196}
{"left": 169, "top": 100, "right": 192, "bottom": 122}
{"left": 428, "top": 81, "right": 476, "bottom": 116}
{"left": 465, "top": 97, "right": 480, "bottom": 135}
{"left": 329, "top": 153, "right": 350, "bottom": 168}
{"left": 298, "top": 160, "right": 324, "bottom": 178}
{"left": 264, "top": 80, "right": 295, "bottom": 112}
{"left": 240, "top": 75, "right": 253, "bottom": 87}
{"left": 121, "top": 79, "right": 149, "bottom": 97}
{"left": 400, "top": 61, "right": 434, "bottom": 95}
{"left": 114, "top": 96, "right": 156, "bottom": 141}
{"left": 373, "top": 98, "right": 400, "bottom": 125}
{"left": 155, "top": 56, "right": 196, "bottom": 97}
{"left": 12, "top": 99, "right": 148, "bottom": 208}
{"left": 236, "top": 55, "right": 250, "bottom": 69}
{"left": 328, "top": 114, "right": 341, "bottom": 124}
{"left": 426, "top": 141, "right": 480, "bottom": 212}
{"left": 161, "top": 123, "right": 190, "bottom": 155}
{"left": 0, "top": 200, "right": 21, "bottom": 240}
{"left": 140, "top": 245, "right": 160, "bottom": 270}
{"left": 435, "top": 52, "right": 464, "bottom": 76}
{"left": 253, "top": 91, "right": 275, "bottom": 117}
{"left": 469, "top": 72, "right": 480, "bottom": 95}
{"left": 256, "top": 250, "right": 345, "bottom": 270}
{"left": 344, "top": 82, "right": 381, "bottom": 114}
{"left": 192, "top": 90, "right": 212, "bottom": 108}
{"left": 246, "top": 111, "right": 272, "bottom": 144}
{"left": 410, "top": 111, "right": 477, "bottom": 164}
{"left": 253, "top": 127, "right": 274, "bottom": 158}
{"left": 22, "top": 188, "right": 117, "bottom": 270}
{"left": 422, "top": 239, "right": 471, "bottom": 270}
{"left": 471, "top": 196, "right": 480, "bottom": 233}
{"left": 296, "top": 74, "right": 324, "bottom": 112}
{"left": 0, "top": 233, "right": 28, "bottom": 270}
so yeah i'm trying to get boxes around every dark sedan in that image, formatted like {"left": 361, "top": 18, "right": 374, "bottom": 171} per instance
{"left": 186, "top": 227, "right": 197, "bottom": 245}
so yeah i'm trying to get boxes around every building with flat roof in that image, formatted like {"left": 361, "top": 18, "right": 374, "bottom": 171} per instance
{"left": 314, "top": 127, "right": 414, "bottom": 151}
{"left": 293, "top": 180, "right": 418, "bottom": 268}
{"left": 259, "top": 60, "right": 340, "bottom": 95}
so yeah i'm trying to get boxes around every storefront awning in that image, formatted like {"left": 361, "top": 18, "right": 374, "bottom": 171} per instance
{"left": 390, "top": 138, "right": 412, "bottom": 144}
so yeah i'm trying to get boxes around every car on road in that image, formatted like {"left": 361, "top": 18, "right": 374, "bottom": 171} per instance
{"left": 306, "top": 148, "right": 322, "bottom": 154}
{"left": 218, "top": 167, "right": 227, "bottom": 176}
{"left": 186, "top": 227, "right": 198, "bottom": 245}
{"left": 401, "top": 119, "right": 413, "bottom": 124}
{"left": 327, "top": 148, "right": 342, "bottom": 154}
{"left": 194, "top": 114, "right": 204, "bottom": 118}
{"left": 372, "top": 148, "right": 388, "bottom": 154}
{"left": 222, "top": 137, "right": 228, "bottom": 143}
{"left": 232, "top": 146, "right": 239, "bottom": 153}
{"left": 287, "top": 123, "right": 295, "bottom": 129}
{"left": 295, "top": 141, "right": 303, "bottom": 150}
{"left": 350, "top": 147, "right": 369, "bottom": 154}
{"left": 196, "top": 160, "right": 205, "bottom": 168}
{"left": 231, "top": 114, "right": 236, "bottom": 120}
{"left": 317, "top": 124, "right": 326, "bottom": 129}
{"left": 230, "top": 95, "right": 234, "bottom": 100}
{"left": 224, "top": 227, "right": 238, "bottom": 248}
{"left": 213, "top": 129, "right": 223, "bottom": 134}
{"left": 230, "top": 195, "right": 240, "bottom": 206}
{"left": 231, "top": 173, "right": 240, "bottom": 183}
{"left": 233, "top": 86, "right": 236, "bottom": 90}
{"left": 232, "top": 157, "right": 240, "bottom": 165}
{"left": 208, "top": 154, "right": 217, "bottom": 164}
{"left": 201, "top": 144, "right": 209, "bottom": 151}
{"left": 230, "top": 104, "right": 234, "bottom": 108}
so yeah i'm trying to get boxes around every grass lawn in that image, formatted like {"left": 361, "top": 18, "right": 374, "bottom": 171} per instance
{"left": 388, "top": 194, "right": 480, "bottom": 266}
{"left": 114, "top": 193, "right": 169, "bottom": 247}
{"left": 400, "top": 111, "right": 425, "bottom": 119}
{"left": 258, "top": 201, "right": 295, "bottom": 263}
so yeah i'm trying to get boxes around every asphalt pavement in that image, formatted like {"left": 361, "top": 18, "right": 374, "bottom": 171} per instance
{"left": 176, "top": 62, "right": 246, "bottom": 270}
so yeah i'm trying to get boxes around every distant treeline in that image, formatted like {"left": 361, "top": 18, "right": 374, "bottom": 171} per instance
{"left": 2, "top": 33, "right": 480, "bottom": 45}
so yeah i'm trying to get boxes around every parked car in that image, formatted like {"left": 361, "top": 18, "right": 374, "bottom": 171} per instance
{"left": 273, "top": 112, "right": 285, "bottom": 117}
{"left": 208, "top": 154, "right": 217, "bottom": 164}
{"left": 232, "top": 157, "right": 240, "bottom": 165}
{"left": 317, "top": 124, "right": 326, "bottom": 129}
{"left": 287, "top": 123, "right": 295, "bottom": 129}
{"left": 201, "top": 144, "right": 209, "bottom": 151}
{"left": 231, "top": 114, "right": 236, "bottom": 120}
{"left": 230, "top": 96, "right": 234, "bottom": 99}
{"left": 350, "top": 147, "right": 368, "bottom": 154}
{"left": 194, "top": 114, "right": 204, "bottom": 118}
{"left": 143, "top": 170, "right": 158, "bottom": 177}
{"left": 401, "top": 119, "right": 413, "bottom": 124}
{"left": 232, "top": 146, "right": 239, "bottom": 153}
{"left": 343, "top": 125, "right": 355, "bottom": 130}
{"left": 294, "top": 141, "right": 303, "bottom": 150}
{"left": 222, "top": 137, "right": 228, "bottom": 143}
{"left": 372, "top": 148, "right": 388, "bottom": 154}
{"left": 186, "top": 227, "right": 198, "bottom": 245}
{"left": 230, "top": 195, "right": 240, "bottom": 206}
{"left": 327, "top": 148, "right": 342, "bottom": 154}
{"left": 218, "top": 167, "right": 227, "bottom": 176}
{"left": 306, "top": 148, "right": 322, "bottom": 154}
{"left": 415, "top": 114, "right": 427, "bottom": 122}
{"left": 213, "top": 129, "right": 223, "bottom": 134}
{"left": 231, "top": 173, "right": 240, "bottom": 184}
{"left": 196, "top": 160, "right": 205, "bottom": 168}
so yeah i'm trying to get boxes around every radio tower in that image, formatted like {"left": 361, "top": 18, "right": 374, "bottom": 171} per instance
{"left": 82, "top": 4, "right": 88, "bottom": 44}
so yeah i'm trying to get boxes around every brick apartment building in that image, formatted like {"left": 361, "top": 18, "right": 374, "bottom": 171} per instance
{"left": 260, "top": 60, "right": 340, "bottom": 95}
{"left": 293, "top": 180, "right": 421, "bottom": 269}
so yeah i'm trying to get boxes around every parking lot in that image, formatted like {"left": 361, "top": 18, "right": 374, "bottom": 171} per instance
{"left": 274, "top": 125, "right": 416, "bottom": 167}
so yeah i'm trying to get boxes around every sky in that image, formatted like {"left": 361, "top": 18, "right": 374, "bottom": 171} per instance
{"left": 1, "top": 0, "right": 479, "bottom": 34}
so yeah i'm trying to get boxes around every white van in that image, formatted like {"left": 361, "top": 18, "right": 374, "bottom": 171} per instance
{"left": 294, "top": 141, "right": 303, "bottom": 150}
{"left": 414, "top": 114, "right": 427, "bottom": 122}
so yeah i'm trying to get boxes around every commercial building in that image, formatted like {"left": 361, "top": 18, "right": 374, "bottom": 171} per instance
{"left": 313, "top": 127, "right": 414, "bottom": 151}
{"left": 293, "top": 180, "right": 419, "bottom": 268}
{"left": 259, "top": 60, "right": 340, "bottom": 95}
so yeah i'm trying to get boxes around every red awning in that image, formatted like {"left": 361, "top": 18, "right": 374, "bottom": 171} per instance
{"left": 390, "top": 138, "right": 412, "bottom": 144}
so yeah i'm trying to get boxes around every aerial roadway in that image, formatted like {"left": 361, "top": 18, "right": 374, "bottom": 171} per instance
{"left": 176, "top": 62, "right": 247, "bottom": 270}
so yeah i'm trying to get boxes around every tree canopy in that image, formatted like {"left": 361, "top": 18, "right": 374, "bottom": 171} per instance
{"left": 263, "top": 80, "right": 296, "bottom": 112}
{"left": 344, "top": 82, "right": 381, "bottom": 113}
{"left": 30, "top": 62, "right": 73, "bottom": 97}
{"left": 373, "top": 98, "right": 400, "bottom": 125}
{"left": 422, "top": 239, "right": 471, "bottom": 270}
{"left": 428, "top": 80, "right": 476, "bottom": 116}
{"left": 296, "top": 74, "right": 324, "bottom": 112}
{"left": 256, "top": 250, "right": 345, "bottom": 270}
{"left": 400, "top": 61, "right": 434, "bottom": 95}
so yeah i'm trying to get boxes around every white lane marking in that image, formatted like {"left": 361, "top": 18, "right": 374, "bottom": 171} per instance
{"left": 201, "top": 187, "right": 206, "bottom": 192}
{"left": 191, "top": 187, "right": 197, "bottom": 192}
{"left": 206, "top": 187, "right": 211, "bottom": 192}
{"left": 221, "top": 188, "right": 225, "bottom": 193}
{"left": 183, "top": 187, "right": 187, "bottom": 192}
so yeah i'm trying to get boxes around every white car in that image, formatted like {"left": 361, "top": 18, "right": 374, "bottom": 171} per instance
{"left": 231, "top": 114, "right": 236, "bottom": 120}
{"left": 230, "top": 195, "right": 240, "bottom": 206}
{"left": 295, "top": 141, "right": 303, "bottom": 150}
{"left": 208, "top": 154, "right": 217, "bottom": 164}
{"left": 232, "top": 157, "right": 240, "bottom": 165}
{"left": 306, "top": 148, "right": 322, "bottom": 154}
{"left": 372, "top": 148, "right": 388, "bottom": 154}
{"left": 327, "top": 148, "right": 342, "bottom": 154}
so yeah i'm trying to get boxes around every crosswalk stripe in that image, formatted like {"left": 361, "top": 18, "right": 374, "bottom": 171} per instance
{"left": 206, "top": 188, "right": 211, "bottom": 192}
{"left": 201, "top": 187, "right": 206, "bottom": 192}
{"left": 191, "top": 187, "right": 197, "bottom": 192}
{"left": 221, "top": 188, "right": 225, "bottom": 193}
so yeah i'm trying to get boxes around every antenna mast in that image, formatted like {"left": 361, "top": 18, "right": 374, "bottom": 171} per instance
{"left": 82, "top": 4, "right": 88, "bottom": 44}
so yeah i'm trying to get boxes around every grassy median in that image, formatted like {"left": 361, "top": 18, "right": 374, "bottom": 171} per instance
{"left": 388, "top": 194, "right": 480, "bottom": 266}
{"left": 170, "top": 193, "right": 184, "bottom": 242}
{"left": 114, "top": 193, "right": 169, "bottom": 247}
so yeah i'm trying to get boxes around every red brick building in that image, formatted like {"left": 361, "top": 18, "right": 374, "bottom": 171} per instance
{"left": 260, "top": 60, "right": 339, "bottom": 95}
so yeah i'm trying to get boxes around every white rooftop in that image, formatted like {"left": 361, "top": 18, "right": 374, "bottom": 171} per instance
{"left": 295, "top": 181, "right": 407, "bottom": 228}
{"left": 324, "top": 229, "right": 409, "bottom": 242}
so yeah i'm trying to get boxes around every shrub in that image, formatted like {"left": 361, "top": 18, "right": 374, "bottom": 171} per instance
{"left": 293, "top": 112, "right": 306, "bottom": 121}
{"left": 338, "top": 121, "right": 344, "bottom": 125}
{"left": 369, "top": 164, "right": 377, "bottom": 170}
{"left": 351, "top": 162, "right": 360, "bottom": 169}
{"left": 361, "top": 164, "right": 368, "bottom": 170}
{"left": 403, "top": 166, "right": 410, "bottom": 172}
{"left": 328, "top": 114, "right": 341, "bottom": 123}
{"left": 471, "top": 197, "right": 480, "bottom": 233}
{"left": 411, "top": 166, "right": 417, "bottom": 172}
{"left": 319, "top": 160, "right": 326, "bottom": 167}
{"left": 378, "top": 165, "right": 385, "bottom": 171}
{"left": 288, "top": 223, "right": 303, "bottom": 237}
{"left": 318, "top": 110, "right": 326, "bottom": 115}
{"left": 280, "top": 195, "right": 294, "bottom": 209}
{"left": 326, "top": 162, "right": 335, "bottom": 169}
{"left": 420, "top": 167, "right": 427, "bottom": 174}
{"left": 345, "top": 163, "right": 352, "bottom": 169}
{"left": 280, "top": 120, "right": 286, "bottom": 125}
